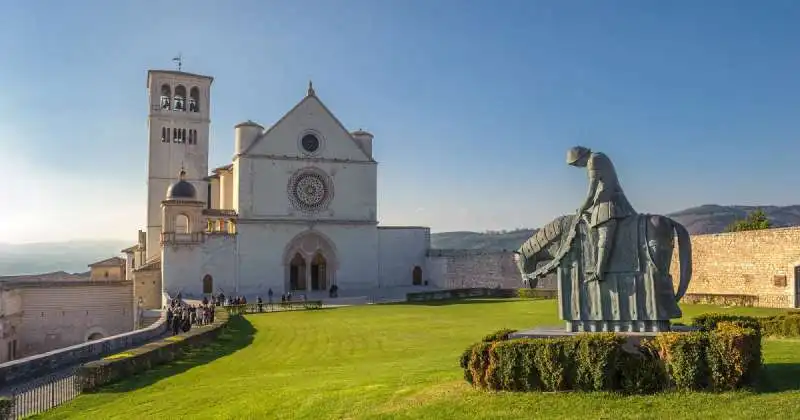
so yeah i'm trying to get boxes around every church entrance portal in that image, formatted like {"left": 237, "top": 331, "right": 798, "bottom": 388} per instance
{"left": 284, "top": 231, "right": 338, "bottom": 294}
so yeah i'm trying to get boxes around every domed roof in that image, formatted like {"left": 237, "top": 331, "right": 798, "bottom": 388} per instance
{"left": 166, "top": 169, "right": 197, "bottom": 200}
{"left": 234, "top": 120, "right": 263, "bottom": 129}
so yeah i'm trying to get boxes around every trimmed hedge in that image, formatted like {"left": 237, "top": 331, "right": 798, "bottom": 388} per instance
{"left": 691, "top": 313, "right": 762, "bottom": 336}
{"left": 759, "top": 313, "right": 800, "bottom": 337}
{"left": 78, "top": 310, "right": 231, "bottom": 392}
{"left": 693, "top": 312, "right": 800, "bottom": 339}
{"left": 516, "top": 289, "right": 558, "bottom": 299}
{"left": 462, "top": 322, "right": 761, "bottom": 394}
{"left": 0, "top": 397, "right": 13, "bottom": 419}
{"left": 407, "top": 288, "right": 557, "bottom": 303}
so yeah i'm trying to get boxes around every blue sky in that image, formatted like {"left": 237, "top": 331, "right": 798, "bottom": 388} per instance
{"left": 2, "top": 0, "right": 800, "bottom": 243}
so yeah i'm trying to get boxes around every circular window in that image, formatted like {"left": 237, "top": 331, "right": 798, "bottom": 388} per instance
{"left": 301, "top": 134, "right": 320, "bottom": 153}
{"left": 287, "top": 169, "right": 333, "bottom": 212}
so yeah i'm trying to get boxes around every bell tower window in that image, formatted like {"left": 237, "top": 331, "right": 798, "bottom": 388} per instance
{"left": 189, "top": 87, "right": 200, "bottom": 112}
{"left": 174, "top": 85, "right": 186, "bottom": 111}
{"left": 160, "top": 84, "right": 171, "bottom": 110}
{"left": 172, "top": 128, "right": 187, "bottom": 144}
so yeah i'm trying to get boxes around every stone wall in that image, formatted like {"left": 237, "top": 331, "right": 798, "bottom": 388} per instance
{"left": 427, "top": 249, "right": 556, "bottom": 290}
{"left": 669, "top": 226, "right": 800, "bottom": 308}
{"left": 14, "top": 281, "right": 134, "bottom": 358}
{"left": 0, "top": 309, "right": 167, "bottom": 388}
{"left": 427, "top": 227, "right": 800, "bottom": 309}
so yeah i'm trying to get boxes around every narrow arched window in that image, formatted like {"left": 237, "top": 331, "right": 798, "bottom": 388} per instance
{"left": 188, "top": 130, "right": 193, "bottom": 145}
{"left": 160, "top": 84, "right": 171, "bottom": 110}
{"left": 166, "top": 128, "right": 171, "bottom": 142}
{"left": 189, "top": 87, "right": 200, "bottom": 112}
{"left": 174, "top": 85, "right": 187, "bottom": 111}
{"left": 173, "top": 128, "right": 177, "bottom": 141}
{"left": 182, "top": 128, "right": 187, "bottom": 143}
{"left": 161, "top": 127, "right": 167, "bottom": 142}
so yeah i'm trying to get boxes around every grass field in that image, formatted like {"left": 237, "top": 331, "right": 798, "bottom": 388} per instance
{"left": 38, "top": 300, "right": 800, "bottom": 420}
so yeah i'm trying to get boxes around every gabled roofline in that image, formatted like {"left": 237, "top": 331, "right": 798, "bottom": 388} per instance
{"left": 121, "top": 245, "right": 138, "bottom": 253}
{"left": 241, "top": 91, "right": 375, "bottom": 163}
{"left": 88, "top": 256, "right": 126, "bottom": 268}
{"left": 211, "top": 164, "right": 233, "bottom": 174}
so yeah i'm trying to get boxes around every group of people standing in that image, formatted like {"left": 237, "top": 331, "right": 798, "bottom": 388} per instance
{"left": 167, "top": 296, "right": 216, "bottom": 336}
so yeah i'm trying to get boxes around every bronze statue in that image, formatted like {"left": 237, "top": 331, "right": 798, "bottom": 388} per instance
{"left": 513, "top": 147, "right": 693, "bottom": 333}
{"left": 566, "top": 146, "right": 636, "bottom": 282}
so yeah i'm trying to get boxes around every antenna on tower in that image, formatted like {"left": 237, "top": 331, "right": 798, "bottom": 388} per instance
{"left": 172, "top": 53, "right": 183, "bottom": 72}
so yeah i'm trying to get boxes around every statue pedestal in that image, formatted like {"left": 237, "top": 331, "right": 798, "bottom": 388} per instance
{"left": 510, "top": 325, "right": 698, "bottom": 353}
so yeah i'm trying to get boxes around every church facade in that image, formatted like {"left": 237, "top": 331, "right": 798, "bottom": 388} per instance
{"left": 127, "top": 69, "right": 430, "bottom": 307}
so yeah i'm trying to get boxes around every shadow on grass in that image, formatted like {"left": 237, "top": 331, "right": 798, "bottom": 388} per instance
{"left": 756, "top": 363, "right": 800, "bottom": 393}
{"left": 94, "top": 316, "right": 256, "bottom": 394}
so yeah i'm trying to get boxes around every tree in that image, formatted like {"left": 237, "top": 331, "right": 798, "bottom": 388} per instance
{"left": 724, "top": 209, "right": 772, "bottom": 232}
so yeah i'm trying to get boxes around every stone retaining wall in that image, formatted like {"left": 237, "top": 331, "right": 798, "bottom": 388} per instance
{"left": 670, "top": 227, "right": 800, "bottom": 308}
{"left": 428, "top": 227, "right": 800, "bottom": 309}
{"left": 78, "top": 309, "right": 230, "bottom": 392}
{"left": 0, "top": 310, "right": 168, "bottom": 388}
{"left": 427, "top": 249, "right": 556, "bottom": 290}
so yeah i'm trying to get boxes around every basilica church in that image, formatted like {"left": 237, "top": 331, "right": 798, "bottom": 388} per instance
{"left": 122, "top": 69, "right": 431, "bottom": 309}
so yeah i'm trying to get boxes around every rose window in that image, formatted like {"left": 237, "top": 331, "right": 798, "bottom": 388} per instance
{"left": 288, "top": 170, "right": 332, "bottom": 212}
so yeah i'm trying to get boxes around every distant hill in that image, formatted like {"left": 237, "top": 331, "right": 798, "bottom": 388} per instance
{"left": 429, "top": 205, "right": 800, "bottom": 251}
{"left": 0, "top": 240, "right": 131, "bottom": 276}
{"left": 430, "top": 229, "right": 537, "bottom": 251}
{"left": 665, "top": 204, "right": 800, "bottom": 235}
{"left": 2, "top": 205, "right": 800, "bottom": 276}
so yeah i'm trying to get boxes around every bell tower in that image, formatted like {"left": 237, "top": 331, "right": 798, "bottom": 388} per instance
{"left": 145, "top": 68, "right": 214, "bottom": 260}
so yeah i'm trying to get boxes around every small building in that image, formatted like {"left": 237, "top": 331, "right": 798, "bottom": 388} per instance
{"left": 88, "top": 257, "right": 126, "bottom": 281}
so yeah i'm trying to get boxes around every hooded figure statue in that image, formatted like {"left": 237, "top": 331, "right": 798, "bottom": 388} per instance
{"left": 566, "top": 146, "right": 636, "bottom": 282}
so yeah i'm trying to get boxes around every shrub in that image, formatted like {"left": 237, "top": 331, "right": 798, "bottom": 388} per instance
{"left": 516, "top": 289, "right": 557, "bottom": 299}
{"left": 706, "top": 322, "right": 760, "bottom": 390}
{"left": 654, "top": 331, "right": 708, "bottom": 391}
{"left": 573, "top": 333, "right": 624, "bottom": 391}
{"left": 0, "top": 397, "right": 13, "bottom": 419}
{"left": 460, "top": 344, "right": 477, "bottom": 384}
{"left": 532, "top": 338, "right": 575, "bottom": 391}
{"left": 463, "top": 320, "right": 762, "bottom": 394}
{"left": 692, "top": 313, "right": 761, "bottom": 336}
{"left": 481, "top": 329, "right": 517, "bottom": 343}
{"left": 468, "top": 342, "right": 493, "bottom": 389}
{"left": 617, "top": 340, "right": 666, "bottom": 394}
{"left": 760, "top": 313, "right": 800, "bottom": 337}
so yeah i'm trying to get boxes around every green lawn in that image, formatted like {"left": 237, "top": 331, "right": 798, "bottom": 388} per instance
{"left": 39, "top": 300, "right": 800, "bottom": 420}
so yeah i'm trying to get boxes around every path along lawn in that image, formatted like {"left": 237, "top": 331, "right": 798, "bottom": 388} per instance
{"left": 38, "top": 300, "right": 800, "bottom": 420}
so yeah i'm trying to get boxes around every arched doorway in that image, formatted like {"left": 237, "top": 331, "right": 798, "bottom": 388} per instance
{"left": 203, "top": 274, "right": 213, "bottom": 294}
{"left": 289, "top": 253, "right": 307, "bottom": 291}
{"left": 85, "top": 327, "right": 108, "bottom": 342}
{"left": 311, "top": 253, "right": 327, "bottom": 291}
{"left": 283, "top": 230, "right": 338, "bottom": 293}
{"left": 412, "top": 266, "right": 423, "bottom": 285}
